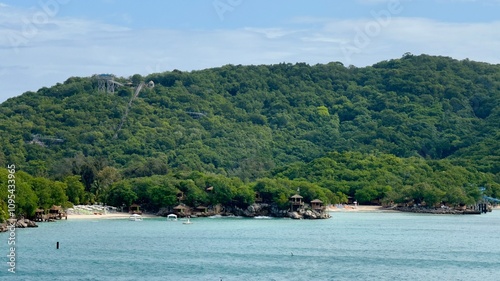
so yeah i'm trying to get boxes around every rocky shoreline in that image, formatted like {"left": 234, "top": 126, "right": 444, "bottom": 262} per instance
{"left": 158, "top": 203, "right": 331, "bottom": 219}
{"left": 233, "top": 203, "right": 331, "bottom": 219}
{"left": 0, "top": 218, "right": 39, "bottom": 232}
{"left": 1, "top": 202, "right": 330, "bottom": 231}
{"left": 389, "top": 205, "right": 493, "bottom": 215}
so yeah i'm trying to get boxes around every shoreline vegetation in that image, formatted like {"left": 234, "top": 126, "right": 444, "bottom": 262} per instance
{"left": 3, "top": 204, "right": 499, "bottom": 231}
{"left": 65, "top": 204, "right": 489, "bottom": 219}
{"left": 329, "top": 204, "right": 500, "bottom": 214}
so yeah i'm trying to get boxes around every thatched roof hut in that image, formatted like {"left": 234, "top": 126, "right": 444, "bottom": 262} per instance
{"left": 34, "top": 208, "right": 45, "bottom": 222}
{"left": 173, "top": 204, "right": 187, "bottom": 214}
{"left": 129, "top": 204, "right": 142, "bottom": 214}
{"left": 49, "top": 205, "right": 62, "bottom": 214}
{"left": 290, "top": 194, "right": 304, "bottom": 203}
{"left": 48, "top": 205, "right": 66, "bottom": 220}
{"left": 311, "top": 199, "right": 324, "bottom": 210}
{"left": 290, "top": 194, "right": 304, "bottom": 211}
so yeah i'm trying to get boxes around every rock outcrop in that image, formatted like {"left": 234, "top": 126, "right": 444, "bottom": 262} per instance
{"left": 234, "top": 203, "right": 330, "bottom": 219}
{"left": 390, "top": 206, "right": 489, "bottom": 215}
{"left": 288, "top": 211, "right": 302, "bottom": 219}
{"left": 158, "top": 203, "right": 331, "bottom": 220}
{"left": 15, "top": 219, "right": 38, "bottom": 228}
{"left": 0, "top": 218, "right": 38, "bottom": 232}
{"left": 287, "top": 208, "right": 331, "bottom": 220}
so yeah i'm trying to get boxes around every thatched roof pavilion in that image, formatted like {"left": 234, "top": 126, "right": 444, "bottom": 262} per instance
{"left": 290, "top": 194, "right": 304, "bottom": 211}
{"left": 129, "top": 204, "right": 142, "bottom": 214}
{"left": 311, "top": 199, "right": 324, "bottom": 210}
{"left": 173, "top": 204, "right": 187, "bottom": 215}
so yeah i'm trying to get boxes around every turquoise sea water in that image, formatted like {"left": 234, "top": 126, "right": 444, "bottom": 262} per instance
{"left": 2, "top": 211, "right": 500, "bottom": 281}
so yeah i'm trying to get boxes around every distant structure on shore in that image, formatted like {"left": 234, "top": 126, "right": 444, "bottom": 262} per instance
{"left": 156, "top": 192, "right": 331, "bottom": 220}
{"left": 94, "top": 74, "right": 124, "bottom": 93}
{"left": 93, "top": 74, "right": 155, "bottom": 94}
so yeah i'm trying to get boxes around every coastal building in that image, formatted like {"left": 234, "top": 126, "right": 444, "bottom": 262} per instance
{"left": 290, "top": 194, "right": 304, "bottom": 212}
{"left": 49, "top": 205, "right": 67, "bottom": 220}
{"left": 34, "top": 208, "right": 45, "bottom": 222}
{"left": 129, "top": 204, "right": 142, "bottom": 215}
{"left": 311, "top": 199, "right": 324, "bottom": 211}
{"left": 173, "top": 204, "right": 190, "bottom": 216}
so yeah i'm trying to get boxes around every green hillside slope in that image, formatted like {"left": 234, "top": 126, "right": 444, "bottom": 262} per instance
{"left": 1, "top": 54, "right": 499, "bottom": 218}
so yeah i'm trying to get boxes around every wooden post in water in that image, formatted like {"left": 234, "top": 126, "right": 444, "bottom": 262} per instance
{"left": 56, "top": 242, "right": 59, "bottom": 249}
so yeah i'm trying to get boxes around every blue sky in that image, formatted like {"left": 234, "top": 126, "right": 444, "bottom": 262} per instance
{"left": 1, "top": 0, "right": 500, "bottom": 102}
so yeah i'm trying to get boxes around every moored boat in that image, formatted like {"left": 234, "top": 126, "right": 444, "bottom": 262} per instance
{"left": 129, "top": 214, "right": 143, "bottom": 221}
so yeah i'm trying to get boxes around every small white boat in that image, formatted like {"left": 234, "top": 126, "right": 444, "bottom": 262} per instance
{"left": 129, "top": 214, "right": 143, "bottom": 221}
{"left": 167, "top": 214, "right": 178, "bottom": 221}
{"left": 182, "top": 217, "right": 193, "bottom": 225}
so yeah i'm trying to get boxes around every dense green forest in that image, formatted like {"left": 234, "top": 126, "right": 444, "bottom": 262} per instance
{"left": 1, "top": 54, "right": 499, "bottom": 220}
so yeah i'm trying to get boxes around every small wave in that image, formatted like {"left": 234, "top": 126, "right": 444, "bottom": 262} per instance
{"left": 254, "top": 216, "right": 272, "bottom": 219}
{"left": 208, "top": 215, "right": 244, "bottom": 219}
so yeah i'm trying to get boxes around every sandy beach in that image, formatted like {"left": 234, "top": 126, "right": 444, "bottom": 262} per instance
{"left": 326, "top": 205, "right": 390, "bottom": 212}
{"left": 66, "top": 205, "right": 498, "bottom": 220}
{"left": 67, "top": 212, "right": 158, "bottom": 220}
{"left": 327, "top": 205, "right": 500, "bottom": 213}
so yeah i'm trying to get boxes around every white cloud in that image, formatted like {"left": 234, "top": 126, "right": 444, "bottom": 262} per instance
{"left": 356, "top": 0, "right": 396, "bottom": 4}
{"left": 437, "top": 0, "right": 500, "bottom": 2}
{"left": 356, "top": 0, "right": 412, "bottom": 5}
{"left": 243, "top": 27, "right": 302, "bottom": 39}
{"left": 1, "top": 5, "right": 500, "bottom": 103}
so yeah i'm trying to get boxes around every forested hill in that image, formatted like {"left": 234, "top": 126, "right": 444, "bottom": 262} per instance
{"left": 1, "top": 54, "right": 499, "bottom": 181}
